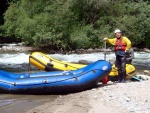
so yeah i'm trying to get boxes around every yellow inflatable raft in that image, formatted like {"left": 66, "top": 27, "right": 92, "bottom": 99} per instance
{"left": 29, "top": 52, "right": 86, "bottom": 71}
{"left": 29, "top": 52, "right": 136, "bottom": 81}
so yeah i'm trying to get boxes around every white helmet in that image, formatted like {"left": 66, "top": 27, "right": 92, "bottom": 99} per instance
{"left": 114, "top": 29, "right": 121, "bottom": 33}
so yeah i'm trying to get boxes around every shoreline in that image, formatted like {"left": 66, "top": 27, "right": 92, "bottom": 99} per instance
{"left": 0, "top": 44, "right": 150, "bottom": 54}
{"left": 1, "top": 79, "right": 150, "bottom": 113}
{"left": 26, "top": 80, "right": 150, "bottom": 113}
{"left": 0, "top": 94, "right": 58, "bottom": 113}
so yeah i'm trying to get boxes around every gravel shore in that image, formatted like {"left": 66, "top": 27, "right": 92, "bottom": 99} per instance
{"left": 26, "top": 80, "right": 150, "bottom": 113}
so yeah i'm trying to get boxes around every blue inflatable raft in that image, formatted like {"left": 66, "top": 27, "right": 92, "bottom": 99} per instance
{"left": 0, "top": 60, "right": 111, "bottom": 94}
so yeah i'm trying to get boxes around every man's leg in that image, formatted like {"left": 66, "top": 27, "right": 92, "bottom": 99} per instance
{"left": 121, "top": 56, "right": 126, "bottom": 82}
{"left": 116, "top": 56, "right": 122, "bottom": 82}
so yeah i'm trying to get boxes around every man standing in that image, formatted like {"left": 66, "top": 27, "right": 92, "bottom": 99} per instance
{"left": 103, "top": 29, "right": 131, "bottom": 82}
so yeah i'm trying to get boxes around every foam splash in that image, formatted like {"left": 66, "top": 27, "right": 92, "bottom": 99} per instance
{"left": 0, "top": 52, "right": 149, "bottom": 69}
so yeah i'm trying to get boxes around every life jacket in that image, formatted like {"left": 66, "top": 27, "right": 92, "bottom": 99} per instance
{"left": 115, "top": 37, "right": 127, "bottom": 51}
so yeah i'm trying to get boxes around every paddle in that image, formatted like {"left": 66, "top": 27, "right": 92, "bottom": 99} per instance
{"left": 104, "top": 41, "right": 106, "bottom": 60}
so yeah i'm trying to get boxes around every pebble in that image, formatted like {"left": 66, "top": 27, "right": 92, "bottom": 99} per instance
{"left": 98, "top": 80, "right": 150, "bottom": 113}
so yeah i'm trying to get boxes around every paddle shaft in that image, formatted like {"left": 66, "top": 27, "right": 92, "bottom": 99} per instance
{"left": 104, "top": 41, "right": 106, "bottom": 60}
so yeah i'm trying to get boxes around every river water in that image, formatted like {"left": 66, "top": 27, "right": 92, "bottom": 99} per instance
{"left": 0, "top": 50, "right": 150, "bottom": 113}
{"left": 0, "top": 51, "right": 150, "bottom": 71}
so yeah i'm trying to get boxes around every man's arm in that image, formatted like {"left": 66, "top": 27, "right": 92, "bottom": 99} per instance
{"left": 103, "top": 37, "right": 116, "bottom": 45}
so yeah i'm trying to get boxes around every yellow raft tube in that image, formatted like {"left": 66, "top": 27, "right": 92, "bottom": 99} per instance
{"left": 29, "top": 52, "right": 136, "bottom": 81}
{"left": 29, "top": 52, "right": 86, "bottom": 71}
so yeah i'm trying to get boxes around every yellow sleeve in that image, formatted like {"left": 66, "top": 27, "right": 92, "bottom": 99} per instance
{"left": 122, "top": 37, "right": 131, "bottom": 50}
{"left": 106, "top": 38, "right": 116, "bottom": 46}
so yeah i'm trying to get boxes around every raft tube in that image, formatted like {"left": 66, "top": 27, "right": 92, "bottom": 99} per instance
{"left": 0, "top": 60, "right": 111, "bottom": 94}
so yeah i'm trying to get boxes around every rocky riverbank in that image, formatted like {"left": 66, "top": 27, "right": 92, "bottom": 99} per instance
{"left": 25, "top": 80, "right": 150, "bottom": 113}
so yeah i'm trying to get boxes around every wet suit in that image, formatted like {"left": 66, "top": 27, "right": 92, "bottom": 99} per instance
{"left": 115, "top": 52, "right": 126, "bottom": 82}
{"left": 106, "top": 36, "right": 131, "bottom": 82}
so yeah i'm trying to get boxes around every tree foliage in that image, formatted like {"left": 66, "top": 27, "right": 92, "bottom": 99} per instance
{"left": 1, "top": 0, "right": 150, "bottom": 50}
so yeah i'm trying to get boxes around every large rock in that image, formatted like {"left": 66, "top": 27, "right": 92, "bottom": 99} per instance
{"left": 143, "top": 70, "right": 150, "bottom": 75}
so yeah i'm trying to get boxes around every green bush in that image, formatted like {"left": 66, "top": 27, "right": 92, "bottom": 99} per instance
{"left": 1, "top": 0, "right": 150, "bottom": 49}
